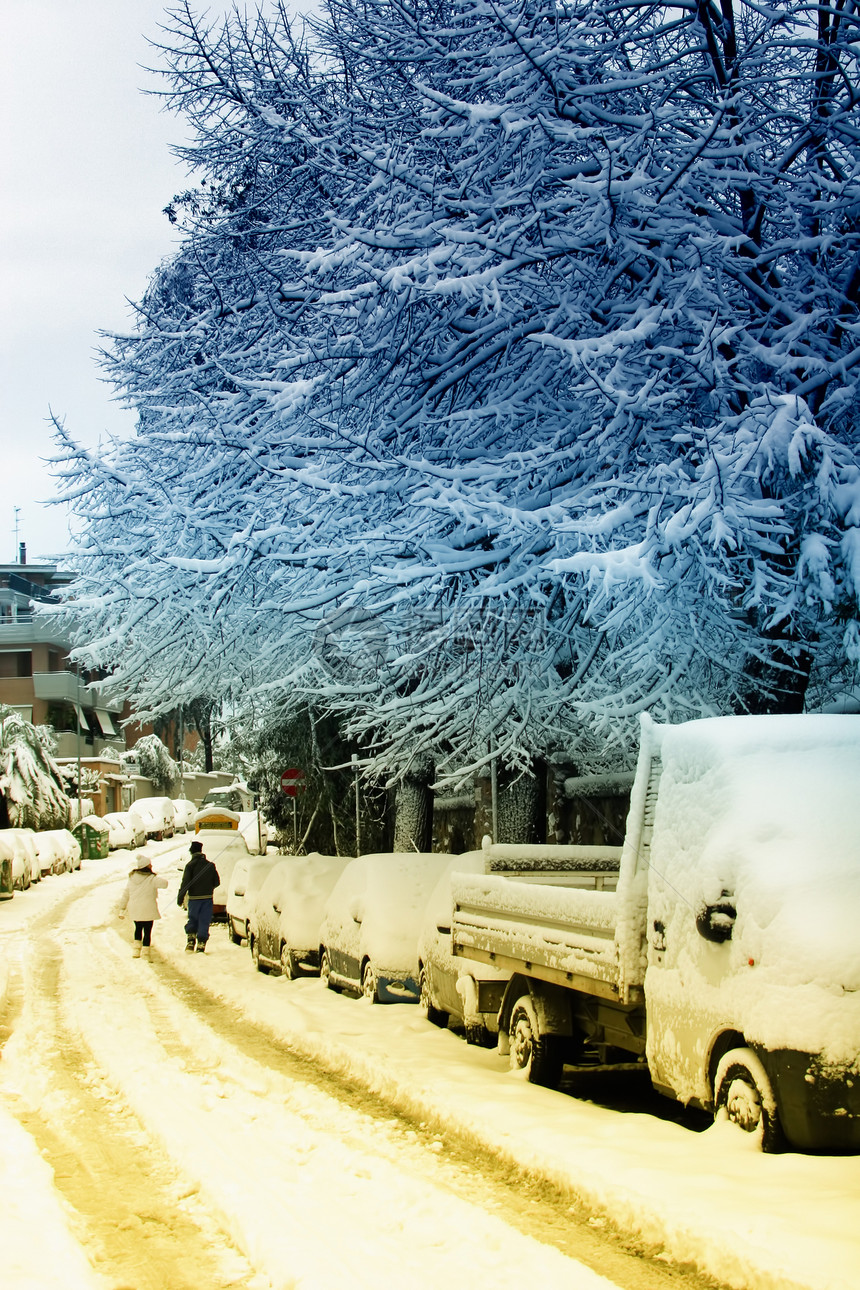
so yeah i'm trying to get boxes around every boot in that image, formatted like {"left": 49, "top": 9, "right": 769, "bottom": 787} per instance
{"left": 132, "top": 942, "right": 142, "bottom": 958}
{"left": 195, "top": 940, "right": 206, "bottom": 953}
{"left": 142, "top": 945, "right": 152, "bottom": 961}
{"left": 185, "top": 935, "right": 196, "bottom": 953}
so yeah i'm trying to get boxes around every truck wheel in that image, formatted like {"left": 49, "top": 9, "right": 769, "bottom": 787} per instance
{"left": 508, "top": 997, "right": 563, "bottom": 1088}
{"left": 419, "top": 968, "right": 448, "bottom": 1028}
{"left": 714, "top": 1047, "right": 784, "bottom": 1153}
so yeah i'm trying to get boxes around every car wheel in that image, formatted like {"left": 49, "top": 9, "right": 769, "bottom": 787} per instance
{"left": 251, "top": 937, "right": 269, "bottom": 974}
{"left": 280, "top": 944, "right": 300, "bottom": 980}
{"left": 419, "top": 967, "right": 448, "bottom": 1028}
{"left": 230, "top": 922, "right": 243, "bottom": 945}
{"left": 508, "top": 996, "right": 563, "bottom": 1088}
{"left": 361, "top": 961, "right": 378, "bottom": 1003}
{"left": 21, "top": 867, "right": 30, "bottom": 891}
{"left": 320, "top": 948, "right": 336, "bottom": 992}
{"left": 714, "top": 1047, "right": 784, "bottom": 1153}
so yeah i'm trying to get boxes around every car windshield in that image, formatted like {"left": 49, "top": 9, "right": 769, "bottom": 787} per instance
{"left": 203, "top": 790, "right": 243, "bottom": 811}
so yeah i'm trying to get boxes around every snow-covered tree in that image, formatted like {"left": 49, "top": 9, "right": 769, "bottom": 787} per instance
{"left": 122, "top": 734, "right": 179, "bottom": 796}
{"left": 244, "top": 706, "right": 388, "bottom": 855}
{"left": 0, "top": 706, "right": 71, "bottom": 830}
{"left": 53, "top": 0, "right": 860, "bottom": 783}
{"left": 58, "top": 762, "right": 101, "bottom": 799}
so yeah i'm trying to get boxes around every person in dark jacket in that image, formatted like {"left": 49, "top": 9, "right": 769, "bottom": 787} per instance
{"left": 178, "top": 839, "right": 220, "bottom": 953}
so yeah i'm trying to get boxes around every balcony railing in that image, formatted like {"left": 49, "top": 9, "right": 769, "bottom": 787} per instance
{"left": 0, "top": 617, "right": 71, "bottom": 647}
{"left": 32, "top": 672, "right": 123, "bottom": 735}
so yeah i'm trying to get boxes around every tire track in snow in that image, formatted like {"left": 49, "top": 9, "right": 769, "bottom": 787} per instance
{"left": 0, "top": 933, "right": 266, "bottom": 1290}
{"left": 61, "top": 925, "right": 619, "bottom": 1290}
{"left": 153, "top": 956, "right": 725, "bottom": 1290}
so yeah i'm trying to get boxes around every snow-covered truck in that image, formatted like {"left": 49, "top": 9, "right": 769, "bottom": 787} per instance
{"left": 451, "top": 714, "right": 860, "bottom": 1153}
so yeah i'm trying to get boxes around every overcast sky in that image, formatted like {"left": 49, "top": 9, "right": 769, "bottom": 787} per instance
{"left": 0, "top": 2, "right": 291, "bottom": 565}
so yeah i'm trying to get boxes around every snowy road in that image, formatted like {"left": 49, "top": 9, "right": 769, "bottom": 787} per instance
{"left": 0, "top": 846, "right": 699, "bottom": 1290}
{"left": 2, "top": 844, "right": 859, "bottom": 1290}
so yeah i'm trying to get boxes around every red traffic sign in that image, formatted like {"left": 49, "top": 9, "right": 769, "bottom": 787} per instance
{"left": 281, "top": 768, "right": 306, "bottom": 796}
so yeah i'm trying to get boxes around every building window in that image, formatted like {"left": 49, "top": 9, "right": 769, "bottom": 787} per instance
{"left": 0, "top": 651, "right": 33, "bottom": 678}
{"left": 46, "top": 702, "right": 78, "bottom": 733}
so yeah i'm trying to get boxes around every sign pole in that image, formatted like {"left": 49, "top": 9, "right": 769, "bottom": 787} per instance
{"left": 280, "top": 768, "right": 306, "bottom": 854}
{"left": 351, "top": 753, "right": 360, "bottom": 856}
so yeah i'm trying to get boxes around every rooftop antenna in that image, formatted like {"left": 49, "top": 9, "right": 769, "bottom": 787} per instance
{"left": 13, "top": 507, "right": 21, "bottom": 562}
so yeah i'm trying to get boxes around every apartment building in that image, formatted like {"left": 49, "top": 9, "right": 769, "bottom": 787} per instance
{"left": 0, "top": 548, "right": 126, "bottom": 760}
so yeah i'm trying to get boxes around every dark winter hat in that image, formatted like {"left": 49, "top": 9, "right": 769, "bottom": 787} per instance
{"left": 190, "top": 840, "right": 203, "bottom": 853}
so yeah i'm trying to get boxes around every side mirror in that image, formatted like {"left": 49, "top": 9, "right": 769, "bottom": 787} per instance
{"left": 696, "top": 891, "right": 736, "bottom": 943}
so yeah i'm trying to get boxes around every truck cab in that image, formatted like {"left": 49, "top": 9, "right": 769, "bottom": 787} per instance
{"left": 641, "top": 714, "right": 860, "bottom": 1152}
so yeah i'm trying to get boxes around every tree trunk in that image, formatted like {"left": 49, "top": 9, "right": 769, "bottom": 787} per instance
{"left": 497, "top": 772, "right": 541, "bottom": 844}
{"left": 740, "top": 631, "right": 813, "bottom": 715}
{"left": 392, "top": 775, "right": 433, "bottom": 852}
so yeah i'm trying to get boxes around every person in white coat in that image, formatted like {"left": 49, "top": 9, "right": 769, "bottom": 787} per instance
{"left": 118, "top": 855, "right": 168, "bottom": 959}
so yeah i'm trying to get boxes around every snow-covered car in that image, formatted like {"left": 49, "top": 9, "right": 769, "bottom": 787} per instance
{"left": 226, "top": 855, "right": 281, "bottom": 945}
{"left": 319, "top": 852, "right": 454, "bottom": 1003}
{"left": 102, "top": 811, "right": 144, "bottom": 850}
{"left": 0, "top": 833, "right": 16, "bottom": 898}
{"left": 189, "top": 830, "right": 252, "bottom": 921}
{"left": 33, "top": 830, "right": 70, "bottom": 876}
{"left": 417, "top": 851, "right": 508, "bottom": 1043}
{"left": 37, "top": 829, "right": 81, "bottom": 873}
{"left": 200, "top": 783, "right": 255, "bottom": 813}
{"left": 4, "top": 828, "right": 41, "bottom": 889}
{"left": 250, "top": 854, "right": 352, "bottom": 978}
{"left": 237, "top": 811, "right": 270, "bottom": 855}
{"left": 171, "top": 799, "right": 197, "bottom": 834}
{"left": 129, "top": 796, "right": 175, "bottom": 841}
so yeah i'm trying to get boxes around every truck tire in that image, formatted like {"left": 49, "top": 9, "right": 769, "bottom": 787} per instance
{"left": 508, "top": 997, "right": 564, "bottom": 1088}
{"left": 714, "top": 1047, "right": 784, "bottom": 1153}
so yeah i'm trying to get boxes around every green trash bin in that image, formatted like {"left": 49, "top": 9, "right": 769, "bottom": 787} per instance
{"left": 72, "top": 817, "right": 110, "bottom": 860}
